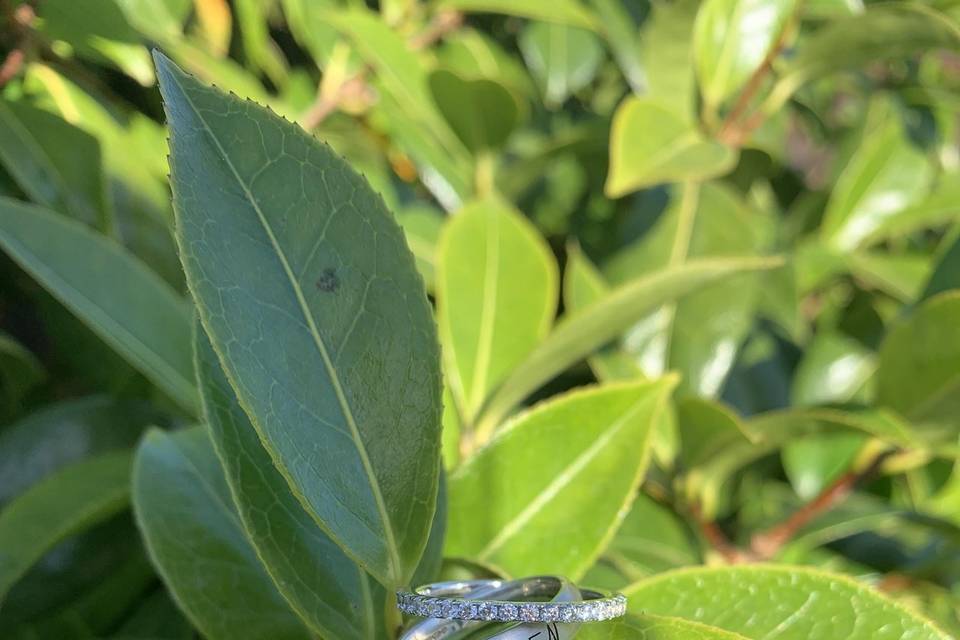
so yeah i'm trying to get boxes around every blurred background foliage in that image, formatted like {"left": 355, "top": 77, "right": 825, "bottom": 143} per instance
{"left": 1, "top": 0, "right": 960, "bottom": 637}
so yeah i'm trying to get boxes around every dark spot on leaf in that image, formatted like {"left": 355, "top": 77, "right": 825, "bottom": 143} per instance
{"left": 316, "top": 268, "right": 339, "bottom": 293}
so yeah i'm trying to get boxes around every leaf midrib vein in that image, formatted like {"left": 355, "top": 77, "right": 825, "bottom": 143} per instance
{"left": 477, "top": 393, "right": 654, "bottom": 560}
{"left": 175, "top": 84, "right": 402, "bottom": 583}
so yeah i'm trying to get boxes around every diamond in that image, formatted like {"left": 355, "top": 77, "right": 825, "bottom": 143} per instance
{"left": 559, "top": 604, "right": 576, "bottom": 623}
{"left": 577, "top": 602, "right": 598, "bottom": 622}
{"left": 498, "top": 604, "right": 518, "bottom": 621}
{"left": 519, "top": 603, "right": 540, "bottom": 622}
{"left": 478, "top": 603, "right": 498, "bottom": 621}
{"left": 542, "top": 604, "right": 560, "bottom": 622}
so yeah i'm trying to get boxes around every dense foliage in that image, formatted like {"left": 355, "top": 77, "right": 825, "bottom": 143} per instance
{"left": 1, "top": 0, "right": 960, "bottom": 638}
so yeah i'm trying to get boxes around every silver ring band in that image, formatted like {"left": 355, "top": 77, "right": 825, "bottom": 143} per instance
{"left": 400, "top": 577, "right": 582, "bottom": 640}
{"left": 397, "top": 578, "right": 626, "bottom": 623}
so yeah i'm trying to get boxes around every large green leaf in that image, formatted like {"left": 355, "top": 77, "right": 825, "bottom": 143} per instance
{"left": 923, "top": 230, "right": 960, "bottom": 301}
{"left": 437, "top": 0, "right": 600, "bottom": 29}
{"left": 877, "top": 291, "right": 960, "bottom": 433}
{"left": 476, "top": 255, "right": 780, "bottom": 433}
{"left": 0, "top": 199, "right": 196, "bottom": 413}
{"left": 606, "top": 99, "right": 737, "bottom": 196}
{"left": 0, "top": 397, "right": 149, "bottom": 506}
{"left": 577, "top": 614, "right": 749, "bottom": 640}
{"left": 638, "top": 0, "right": 699, "bottom": 115}
{"left": 820, "top": 106, "right": 934, "bottom": 251}
{"left": 157, "top": 53, "right": 442, "bottom": 587}
{"left": 519, "top": 22, "right": 605, "bottom": 107}
{"left": 438, "top": 200, "right": 558, "bottom": 425}
{"left": 0, "top": 100, "right": 109, "bottom": 229}
{"left": 0, "top": 452, "right": 132, "bottom": 602}
{"left": 195, "top": 329, "right": 385, "bottom": 640}
{"left": 447, "top": 379, "right": 675, "bottom": 579}
{"left": 624, "top": 565, "right": 949, "bottom": 639}
{"left": 132, "top": 428, "right": 311, "bottom": 640}
{"left": 604, "top": 182, "right": 766, "bottom": 396}
{"left": 693, "top": 0, "right": 797, "bottom": 114}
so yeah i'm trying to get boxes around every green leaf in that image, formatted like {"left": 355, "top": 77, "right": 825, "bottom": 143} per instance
{"left": 877, "top": 291, "right": 960, "bottom": 433}
{"left": 436, "top": 28, "right": 534, "bottom": 98}
{"left": 476, "top": 255, "right": 781, "bottom": 433}
{"left": 859, "top": 178, "right": 960, "bottom": 248}
{"left": 428, "top": 70, "right": 522, "bottom": 152}
{"left": 587, "top": 0, "right": 646, "bottom": 94}
{"left": 0, "top": 199, "right": 196, "bottom": 413}
{"left": 325, "top": 8, "right": 472, "bottom": 207}
{"left": 693, "top": 0, "right": 797, "bottom": 113}
{"left": 776, "top": 5, "right": 960, "bottom": 105}
{"left": 820, "top": 106, "right": 934, "bottom": 251}
{"left": 132, "top": 428, "right": 311, "bottom": 640}
{"left": 790, "top": 331, "right": 875, "bottom": 407}
{"left": 519, "top": 22, "right": 604, "bottom": 107}
{"left": 0, "top": 397, "right": 149, "bottom": 506}
{"left": 447, "top": 379, "right": 675, "bottom": 579}
{"left": 601, "top": 494, "right": 699, "bottom": 581}
{"left": 157, "top": 52, "right": 442, "bottom": 587}
{"left": 396, "top": 204, "right": 444, "bottom": 292}
{"left": 0, "top": 451, "right": 132, "bottom": 602}
{"left": 438, "top": 199, "right": 558, "bottom": 425}
{"left": 922, "top": 230, "right": 960, "bottom": 301}
{"left": 606, "top": 99, "right": 737, "bottom": 196}
{"left": 577, "top": 614, "right": 750, "bottom": 640}
{"left": 233, "top": 0, "right": 288, "bottom": 87}
{"left": 195, "top": 329, "right": 385, "bottom": 640}
{"left": 782, "top": 432, "right": 866, "bottom": 500}
{"left": 638, "top": 0, "right": 699, "bottom": 115}
{"left": 563, "top": 244, "right": 644, "bottom": 381}
{"left": 604, "top": 182, "right": 766, "bottom": 396}
{"left": 624, "top": 565, "right": 950, "bottom": 639}
{"left": 35, "top": 0, "right": 154, "bottom": 85}
{"left": 112, "top": 589, "right": 194, "bottom": 639}
{"left": 0, "top": 100, "right": 110, "bottom": 229}
{"left": 0, "top": 332, "right": 44, "bottom": 422}
{"left": 280, "top": 0, "right": 344, "bottom": 68}
{"left": 437, "top": 0, "right": 600, "bottom": 30}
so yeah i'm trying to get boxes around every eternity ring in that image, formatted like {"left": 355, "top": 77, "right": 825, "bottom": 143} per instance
{"left": 397, "top": 578, "right": 626, "bottom": 623}
{"left": 400, "top": 577, "right": 582, "bottom": 640}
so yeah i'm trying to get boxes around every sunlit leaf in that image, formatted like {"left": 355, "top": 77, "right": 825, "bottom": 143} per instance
{"left": 606, "top": 99, "right": 737, "bottom": 196}
{"left": 437, "top": 0, "right": 600, "bottom": 30}
{"left": 447, "top": 379, "right": 676, "bottom": 579}
{"left": 519, "top": 22, "right": 605, "bottom": 107}
{"left": 624, "top": 565, "right": 950, "bottom": 639}
{"left": 438, "top": 199, "right": 558, "bottom": 425}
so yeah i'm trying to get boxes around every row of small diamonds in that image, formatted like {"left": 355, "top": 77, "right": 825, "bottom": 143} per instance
{"left": 397, "top": 593, "right": 626, "bottom": 623}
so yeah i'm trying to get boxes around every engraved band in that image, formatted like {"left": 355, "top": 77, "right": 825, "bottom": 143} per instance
{"left": 397, "top": 577, "right": 626, "bottom": 623}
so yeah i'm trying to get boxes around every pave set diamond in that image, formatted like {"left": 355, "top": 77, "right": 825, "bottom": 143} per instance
{"left": 396, "top": 592, "right": 626, "bottom": 623}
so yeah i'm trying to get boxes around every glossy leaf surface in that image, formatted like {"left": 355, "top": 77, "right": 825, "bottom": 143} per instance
{"left": 448, "top": 379, "right": 675, "bottom": 579}
{"left": 132, "top": 428, "right": 311, "bottom": 640}
{"left": 519, "top": 22, "right": 604, "bottom": 107}
{"left": 158, "top": 53, "right": 442, "bottom": 586}
{"left": 195, "top": 329, "right": 384, "bottom": 639}
{"left": 0, "top": 198, "right": 196, "bottom": 413}
{"left": 624, "top": 565, "right": 949, "bottom": 639}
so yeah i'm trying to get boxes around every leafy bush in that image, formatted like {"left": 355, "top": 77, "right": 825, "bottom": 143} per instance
{"left": 1, "top": 0, "right": 960, "bottom": 638}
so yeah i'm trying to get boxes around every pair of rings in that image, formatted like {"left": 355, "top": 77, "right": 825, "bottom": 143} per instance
{"left": 398, "top": 576, "right": 626, "bottom": 640}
